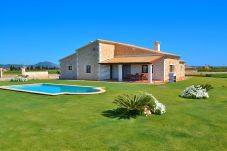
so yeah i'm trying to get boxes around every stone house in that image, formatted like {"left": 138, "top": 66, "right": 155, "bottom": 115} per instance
{"left": 59, "top": 39, "right": 185, "bottom": 83}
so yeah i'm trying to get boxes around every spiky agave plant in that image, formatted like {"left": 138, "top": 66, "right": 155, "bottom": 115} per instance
{"left": 113, "top": 93, "right": 153, "bottom": 115}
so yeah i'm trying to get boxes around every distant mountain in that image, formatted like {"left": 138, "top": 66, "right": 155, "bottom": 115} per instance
{"left": 34, "top": 61, "right": 59, "bottom": 68}
{"left": 0, "top": 64, "right": 24, "bottom": 68}
{"left": 0, "top": 61, "right": 59, "bottom": 69}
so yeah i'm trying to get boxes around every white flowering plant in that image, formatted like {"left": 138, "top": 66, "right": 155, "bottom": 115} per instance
{"left": 145, "top": 93, "right": 166, "bottom": 115}
{"left": 181, "top": 85, "right": 209, "bottom": 99}
{"left": 112, "top": 93, "right": 166, "bottom": 118}
{"left": 10, "top": 76, "right": 28, "bottom": 82}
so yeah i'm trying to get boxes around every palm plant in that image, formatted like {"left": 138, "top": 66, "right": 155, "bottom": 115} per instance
{"left": 113, "top": 93, "right": 153, "bottom": 116}
{"left": 200, "top": 84, "right": 213, "bottom": 91}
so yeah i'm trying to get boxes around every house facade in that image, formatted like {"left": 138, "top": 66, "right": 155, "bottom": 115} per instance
{"left": 60, "top": 39, "right": 185, "bottom": 83}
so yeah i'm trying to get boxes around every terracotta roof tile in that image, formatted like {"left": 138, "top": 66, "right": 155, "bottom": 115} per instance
{"left": 97, "top": 39, "right": 179, "bottom": 57}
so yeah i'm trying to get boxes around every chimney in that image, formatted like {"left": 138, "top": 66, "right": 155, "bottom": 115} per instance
{"left": 154, "top": 41, "right": 160, "bottom": 52}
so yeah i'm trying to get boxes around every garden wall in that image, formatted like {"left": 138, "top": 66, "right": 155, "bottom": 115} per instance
{"left": 22, "top": 68, "right": 49, "bottom": 79}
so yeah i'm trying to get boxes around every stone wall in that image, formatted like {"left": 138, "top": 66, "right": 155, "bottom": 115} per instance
{"left": 164, "top": 59, "right": 185, "bottom": 82}
{"left": 99, "top": 65, "right": 110, "bottom": 80}
{"left": 22, "top": 68, "right": 49, "bottom": 79}
{"left": 0, "top": 74, "right": 59, "bottom": 81}
{"left": 60, "top": 53, "right": 77, "bottom": 79}
{"left": 77, "top": 42, "right": 100, "bottom": 80}
{"left": 153, "top": 58, "right": 165, "bottom": 81}
{"left": 0, "top": 75, "right": 15, "bottom": 81}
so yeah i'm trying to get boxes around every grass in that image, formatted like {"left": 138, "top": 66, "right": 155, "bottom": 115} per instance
{"left": 0, "top": 77, "right": 226, "bottom": 151}
{"left": 205, "top": 74, "right": 227, "bottom": 78}
{"left": 3, "top": 70, "right": 21, "bottom": 75}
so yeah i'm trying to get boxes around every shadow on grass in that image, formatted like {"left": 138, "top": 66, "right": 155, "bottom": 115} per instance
{"left": 179, "top": 95, "right": 209, "bottom": 100}
{"left": 102, "top": 108, "right": 140, "bottom": 119}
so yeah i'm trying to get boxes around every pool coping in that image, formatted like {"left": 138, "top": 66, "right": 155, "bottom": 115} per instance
{"left": 0, "top": 83, "right": 106, "bottom": 96}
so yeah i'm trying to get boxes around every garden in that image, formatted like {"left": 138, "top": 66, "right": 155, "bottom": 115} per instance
{"left": 0, "top": 76, "right": 226, "bottom": 151}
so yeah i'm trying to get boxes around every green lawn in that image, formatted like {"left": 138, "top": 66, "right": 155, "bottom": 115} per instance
{"left": 0, "top": 77, "right": 226, "bottom": 151}
{"left": 3, "top": 70, "right": 21, "bottom": 75}
{"left": 205, "top": 74, "right": 227, "bottom": 78}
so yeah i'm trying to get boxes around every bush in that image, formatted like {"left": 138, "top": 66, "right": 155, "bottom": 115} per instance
{"left": 205, "top": 74, "right": 211, "bottom": 77}
{"left": 145, "top": 93, "right": 166, "bottom": 115}
{"left": 56, "top": 70, "right": 61, "bottom": 74}
{"left": 10, "top": 76, "right": 28, "bottom": 82}
{"left": 113, "top": 93, "right": 152, "bottom": 115}
{"left": 113, "top": 93, "right": 166, "bottom": 117}
{"left": 200, "top": 84, "right": 213, "bottom": 91}
{"left": 181, "top": 85, "right": 209, "bottom": 99}
{"left": 152, "top": 100, "right": 166, "bottom": 115}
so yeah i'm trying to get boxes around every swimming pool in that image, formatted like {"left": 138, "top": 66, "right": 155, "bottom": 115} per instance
{"left": 0, "top": 83, "right": 105, "bottom": 95}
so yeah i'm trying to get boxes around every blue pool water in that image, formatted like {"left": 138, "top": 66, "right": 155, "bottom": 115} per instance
{"left": 4, "top": 84, "right": 103, "bottom": 95}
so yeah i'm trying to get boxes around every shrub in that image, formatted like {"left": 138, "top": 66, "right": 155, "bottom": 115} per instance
{"left": 113, "top": 93, "right": 152, "bottom": 115}
{"left": 205, "top": 74, "right": 211, "bottom": 77}
{"left": 181, "top": 85, "right": 209, "bottom": 99}
{"left": 10, "top": 76, "right": 28, "bottom": 82}
{"left": 145, "top": 93, "right": 166, "bottom": 115}
{"left": 200, "top": 84, "right": 213, "bottom": 91}
{"left": 56, "top": 70, "right": 61, "bottom": 74}
{"left": 113, "top": 93, "right": 166, "bottom": 117}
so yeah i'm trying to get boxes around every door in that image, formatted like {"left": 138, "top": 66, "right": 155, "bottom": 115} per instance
{"left": 110, "top": 65, "right": 112, "bottom": 80}
{"left": 122, "top": 64, "right": 131, "bottom": 80}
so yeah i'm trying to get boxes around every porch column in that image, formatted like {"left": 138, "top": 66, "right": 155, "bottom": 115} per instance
{"left": 0, "top": 68, "right": 3, "bottom": 78}
{"left": 148, "top": 64, "right": 153, "bottom": 83}
{"left": 118, "top": 64, "right": 122, "bottom": 81}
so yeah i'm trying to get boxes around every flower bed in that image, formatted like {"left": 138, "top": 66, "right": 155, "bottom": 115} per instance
{"left": 10, "top": 76, "right": 28, "bottom": 82}
{"left": 181, "top": 85, "right": 209, "bottom": 99}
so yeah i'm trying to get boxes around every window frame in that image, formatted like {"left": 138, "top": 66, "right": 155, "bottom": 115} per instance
{"left": 86, "top": 65, "right": 91, "bottom": 73}
{"left": 142, "top": 65, "right": 148, "bottom": 73}
{"left": 68, "top": 65, "right": 73, "bottom": 71}
{"left": 169, "top": 65, "right": 175, "bottom": 72}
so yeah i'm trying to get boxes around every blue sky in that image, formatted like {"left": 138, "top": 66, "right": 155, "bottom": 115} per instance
{"left": 0, "top": 0, "right": 226, "bottom": 66}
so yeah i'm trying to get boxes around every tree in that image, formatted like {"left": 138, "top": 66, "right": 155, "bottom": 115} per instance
{"left": 10, "top": 65, "right": 14, "bottom": 71}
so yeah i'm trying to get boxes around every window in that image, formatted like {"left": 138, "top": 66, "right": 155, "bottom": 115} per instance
{"left": 142, "top": 65, "right": 148, "bottom": 73}
{"left": 86, "top": 65, "right": 91, "bottom": 73}
{"left": 170, "top": 65, "right": 175, "bottom": 72}
{"left": 68, "top": 66, "right": 73, "bottom": 70}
